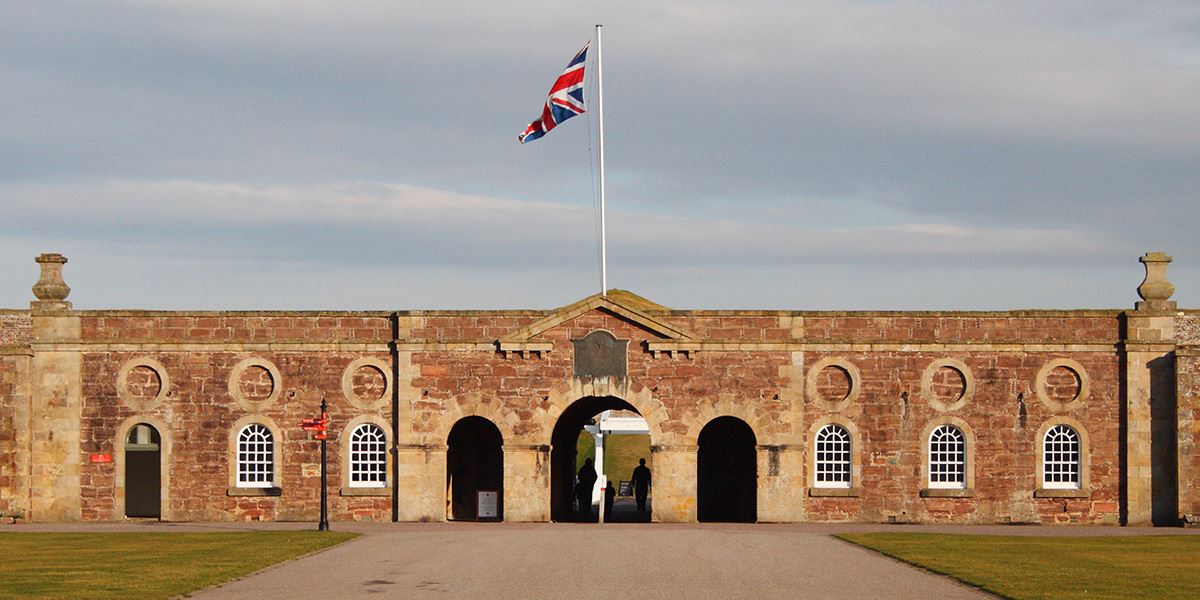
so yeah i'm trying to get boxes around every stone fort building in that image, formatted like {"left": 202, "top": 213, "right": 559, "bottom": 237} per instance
{"left": 1, "top": 252, "right": 1197, "bottom": 526}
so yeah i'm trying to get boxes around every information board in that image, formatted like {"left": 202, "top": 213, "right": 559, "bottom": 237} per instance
{"left": 477, "top": 490, "right": 499, "bottom": 519}
{"left": 618, "top": 480, "right": 632, "bottom": 496}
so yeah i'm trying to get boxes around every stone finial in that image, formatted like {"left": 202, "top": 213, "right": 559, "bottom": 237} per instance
{"left": 1137, "top": 252, "right": 1174, "bottom": 302}
{"left": 32, "top": 253, "right": 71, "bottom": 301}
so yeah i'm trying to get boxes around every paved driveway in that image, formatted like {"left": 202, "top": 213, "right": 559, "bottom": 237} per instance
{"left": 193, "top": 523, "right": 992, "bottom": 599}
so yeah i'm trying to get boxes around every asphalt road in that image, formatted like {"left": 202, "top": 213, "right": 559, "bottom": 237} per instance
{"left": 192, "top": 522, "right": 993, "bottom": 599}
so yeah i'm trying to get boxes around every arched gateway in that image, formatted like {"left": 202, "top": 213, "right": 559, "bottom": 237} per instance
{"left": 446, "top": 416, "right": 503, "bottom": 521}
{"left": 550, "top": 395, "right": 647, "bottom": 522}
{"left": 697, "top": 416, "right": 757, "bottom": 523}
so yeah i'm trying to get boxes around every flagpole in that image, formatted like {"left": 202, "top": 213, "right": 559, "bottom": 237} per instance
{"left": 595, "top": 24, "right": 608, "bottom": 297}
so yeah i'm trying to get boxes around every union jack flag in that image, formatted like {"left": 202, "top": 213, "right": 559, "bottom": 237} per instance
{"left": 518, "top": 42, "right": 588, "bottom": 144}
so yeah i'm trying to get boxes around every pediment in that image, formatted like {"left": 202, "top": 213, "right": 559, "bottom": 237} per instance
{"left": 497, "top": 290, "right": 697, "bottom": 352}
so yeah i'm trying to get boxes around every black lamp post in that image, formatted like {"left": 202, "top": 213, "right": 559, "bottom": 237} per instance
{"left": 319, "top": 396, "right": 329, "bottom": 532}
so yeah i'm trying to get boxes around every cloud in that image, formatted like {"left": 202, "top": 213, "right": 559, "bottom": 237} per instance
{"left": 0, "top": 180, "right": 1125, "bottom": 268}
{"left": 1, "top": 2, "right": 1196, "bottom": 309}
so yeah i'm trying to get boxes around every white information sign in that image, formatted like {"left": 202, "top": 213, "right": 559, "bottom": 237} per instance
{"left": 477, "top": 490, "right": 499, "bottom": 519}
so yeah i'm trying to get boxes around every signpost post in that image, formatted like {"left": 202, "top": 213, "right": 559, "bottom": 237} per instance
{"left": 299, "top": 398, "right": 330, "bottom": 532}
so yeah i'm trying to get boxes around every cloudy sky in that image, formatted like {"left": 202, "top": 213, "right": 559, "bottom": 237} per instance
{"left": 2, "top": 1, "right": 1198, "bottom": 311}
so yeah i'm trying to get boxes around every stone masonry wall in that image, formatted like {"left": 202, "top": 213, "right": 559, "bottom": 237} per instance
{"left": 800, "top": 351, "right": 1120, "bottom": 524}
{"left": 0, "top": 357, "right": 25, "bottom": 516}
{"left": 28, "top": 303, "right": 1136, "bottom": 524}
{"left": 78, "top": 345, "right": 395, "bottom": 522}
{"left": 1177, "top": 313, "right": 1200, "bottom": 523}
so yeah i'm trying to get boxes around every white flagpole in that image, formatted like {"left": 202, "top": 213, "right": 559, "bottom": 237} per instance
{"left": 595, "top": 24, "right": 608, "bottom": 297}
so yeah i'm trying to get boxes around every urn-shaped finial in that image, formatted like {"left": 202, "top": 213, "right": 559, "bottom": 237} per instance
{"left": 1137, "top": 252, "right": 1174, "bottom": 302}
{"left": 32, "top": 253, "right": 71, "bottom": 301}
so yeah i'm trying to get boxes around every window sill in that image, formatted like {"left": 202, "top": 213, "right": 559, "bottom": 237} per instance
{"left": 808, "top": 487, "right": 861, "bottom": 498}
{"left": 227, "top": 487, "right": 281, "bottom": 497}
{"left": 920, "top": 487, "right": 974, "bottom": 498}
{"left": 340, "top": 486, "right": 391, "bottom": 497}
{"left": 1034, "top": 487, "right": 1090, "bottom": 498}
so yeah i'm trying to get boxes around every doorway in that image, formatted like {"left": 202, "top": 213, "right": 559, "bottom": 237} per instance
{"left": 550, "top": 396, "right": 650, "bottom": 522}
{"left": 446, "top": 416, "right": 503, "bottom": 521}
{"left": 124, "top": 423, "right": 161, "bottom": 518}
{"left": 697, "top": 416, "right": 757, "bottom": 523}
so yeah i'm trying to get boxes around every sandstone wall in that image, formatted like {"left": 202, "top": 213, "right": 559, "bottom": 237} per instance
{"left": 51, "top": 303, "right": 1132, "bottom": 525}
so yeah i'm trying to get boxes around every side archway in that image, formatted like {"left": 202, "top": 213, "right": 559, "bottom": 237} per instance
{"left": 446, "top": 416, "right": 504, "bottom": 521}
{"left": 697, "top": 416, "right": 757, "bottom": 522}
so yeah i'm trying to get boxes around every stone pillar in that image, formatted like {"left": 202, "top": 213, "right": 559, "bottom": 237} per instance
{"left": 395, "top": 444, "right": 447, "bottom": 522}
{"left": 1122, "top": 252, "right": 1178, "bottom": 526}
{"left": 1178, "top": 347, "right": 1200, "bottom": 525}
{"left": 503, "top": 444, "right": 550, "bottom": 522}
{"left": 0, "top": 352, "right": 33, "bottom": 521}
{"left": 649, "top": 444, "right": 696, "bottom": 522}
{"left": 756, "top": 445, "right": 806, "bottom": 523}
{"left": 591, "top": 432, "right": 605, "bottom": 503}
{"left": 28, "top": 253, "right": 83, "bottom": 522}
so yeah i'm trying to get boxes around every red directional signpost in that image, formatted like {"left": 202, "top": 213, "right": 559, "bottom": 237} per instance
{"left": 299, "top": 397, "right": 330, "bottom": 531}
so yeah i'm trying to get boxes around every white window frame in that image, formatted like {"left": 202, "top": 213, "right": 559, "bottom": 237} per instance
{"left": 1042, "top": 424, "right": 1081, "bottom": 490}
{"left": 927, "top": 424, "right": 966, "bottom": 489}
{"left": 237, "top": 423, "right": 275, "bottom": 488}
{"left": 348, "top": 423, "right": 388, "bottom": 488}
{"left": 813, "top": 424, "right": 852, "bottom": 489}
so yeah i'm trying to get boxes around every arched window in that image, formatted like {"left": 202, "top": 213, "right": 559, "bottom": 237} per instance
{"left": 237, "top": 423, "right": 274, "bottom": 488}
{"left": 928, "top": 424, "right": 966, "bottom": 489}
{"left": 814, "top": 424, "right": 851, "bottom": 488}
{"left": 349, "top": 423, "right": 388, "bottom": 488}
{"left": 1042, "top": 424, "right": 1081, "bottom": 489}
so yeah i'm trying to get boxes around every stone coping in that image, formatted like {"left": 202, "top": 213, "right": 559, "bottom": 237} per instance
{"left": 31, "top": 308, "right": 1134, "bottom": 318}
{"left": 339, "top": 487, "right": 391, "bottom": 497}
{"left": 919, "top": 488, "right": 976, "bottom": 498}
{"left": 808, "top": 488, "right": 862, "bottom": 498}
{"left": 31, "top": 340, "right": 1124, "bottom": 352}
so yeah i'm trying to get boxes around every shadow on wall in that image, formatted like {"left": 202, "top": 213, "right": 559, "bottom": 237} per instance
{"left": 1149, "top": 355, "right": 1178, "bottom": 526}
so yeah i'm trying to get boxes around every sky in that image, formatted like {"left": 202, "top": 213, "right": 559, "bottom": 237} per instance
{"left": 2, "top": 0, "right": 1198, "bottom": 311}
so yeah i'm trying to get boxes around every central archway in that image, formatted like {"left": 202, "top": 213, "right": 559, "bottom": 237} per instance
{"left": 550, "top": 395, "right": 646, "bottom": 522}
{"left": 697, "top": 416, "right": 757, "bottom": 523}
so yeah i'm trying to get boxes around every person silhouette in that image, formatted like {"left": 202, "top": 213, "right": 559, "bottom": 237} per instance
{"left": 576, "top": 458, "right": 597, "bottom": 519}
{"left": 630, "top": 457, "right": 651, "bottom": 512}
{"left": 604, "top": 477, "right": 616, "bottom": 519}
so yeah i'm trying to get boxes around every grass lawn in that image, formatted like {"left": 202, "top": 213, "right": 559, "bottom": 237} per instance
{"left": 837, "top": 532, "right": 1200, "bottom": 600}
{"left": 576, "top": 432, "right": 652, "bottom": 495}
{"left": 0, "top": 531, "right": 358, "bottom": 599}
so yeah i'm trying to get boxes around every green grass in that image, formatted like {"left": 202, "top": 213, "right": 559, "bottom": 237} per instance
{"left": 0, "top": 531, "right": 358, "bottom": 599}
{"left": 837, "top": 532, "right": 1200, "bottom": 600}
{"left": 576, "top": 432, "right": 651, "bottom": 495}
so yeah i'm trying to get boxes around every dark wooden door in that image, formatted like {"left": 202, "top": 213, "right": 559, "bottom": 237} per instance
{"left": 125, "top": 424, "right": 161, "bottom": 518}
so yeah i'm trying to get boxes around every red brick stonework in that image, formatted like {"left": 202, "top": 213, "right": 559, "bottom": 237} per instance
{"left": 2, "top": 255, "right": 1195, "bottom": 526}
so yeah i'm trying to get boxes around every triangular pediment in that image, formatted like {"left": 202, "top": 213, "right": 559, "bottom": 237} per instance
{"left": 498, "top": 290, "right": 697, "bottom": 350}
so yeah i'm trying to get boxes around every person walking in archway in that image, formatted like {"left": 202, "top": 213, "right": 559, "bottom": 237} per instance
{"left": 630, "top": 457, "right": 651, "bottom": 512}
{"left": 576, "top": 458, "right": 597, "bottom": 519}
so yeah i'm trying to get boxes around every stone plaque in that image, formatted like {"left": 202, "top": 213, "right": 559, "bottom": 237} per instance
{"left": 573, "top": 330, "right": 628, "bottom": 379}
{"left": 477, "top": 490, "right": 499, "bottom": 519}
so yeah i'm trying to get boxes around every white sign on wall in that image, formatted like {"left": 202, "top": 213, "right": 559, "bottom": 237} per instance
{"left": 477, "top": 490, "right": 499, "bottom": 519}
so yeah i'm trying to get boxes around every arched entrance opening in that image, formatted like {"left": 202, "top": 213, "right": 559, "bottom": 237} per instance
{"left": 124, "top": 423, "right": 161, "bottom": 518}
{"left": 697, "top": 416, "right": 757, "bottom": 523}
{"left": 446, "top": 416, "right": 503, "bottom": 521}
{"left": 550, "top": 396, "right": 650, "bottom": 522}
